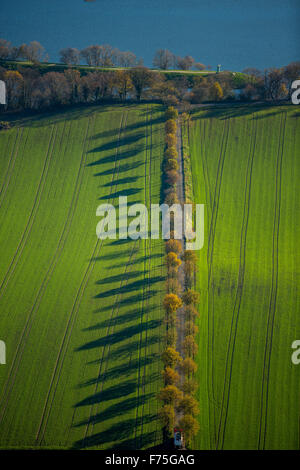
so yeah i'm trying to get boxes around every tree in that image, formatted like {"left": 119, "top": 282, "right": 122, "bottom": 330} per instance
{"left": 60, "top": 47, "right": 80, "bottom": 65}
{"left": 166, "top": 169, "right": 179, "bottom": 186}
{"left": 164, "top": 146, "right": 178, "bottom": 160}
{"left": 129, "top": 66, "right": 153, "bottom": 100}
{"left": 177, "top": 395, "right": 199, "bottom": 415}
{"left": 181, "top": 379, "right": 198, "bottom": 395}
{"left": 114, "top": 70, "right": 133, "bottom": 100}
{"left": 163, "top": 293, "right": 182, "bottom": 313}
{"left": 182, "top": 289, "right": 199, "bottom": 305}
{"left": 153, "top": 49, "right": 174, "bottom": 70}
{"left": 182, "top": 335, "right": 198, "bottom": 357}
{"left": 210, "top": 81, "right": 223, "bottom": 101}
{"left": 264, "top": 67, "right": 285, "bottom": 100}
{"left": 165, "top": 133, "right": 176, "bottom": 147}
{"left": 176, "top": 55, "right": 195, "bottom": 71}
{"left": 165, "top": 106, "right": 178, "bottom": 120}
{"left": 182, "top": 250, "right": 197, "bottom": 264}
{"left": 63, "top": 69, "right": 81, "bottom": 103}
{"left": 117, "top": 50, "right": 138, "bottom": 68}
{"left": 165, "top": 328, "right": 177, "bottom": 347}
{"left": 164, "top": 191, "right": 179, "bottom": 205}
{"left": 181, "top": 357, "right": 197, "bottom": 376}
{"left": 166, "top": 277, "right": 180, "bottom": 295}
{"left": 185, "top": 321, "right": 198, "bottom": 337}
{"left": 80, "top": 45, "right": 103, "bottom": 66}
{"left": 162, "top": 367, "right": 180, "bottom": 385}
{"left": 0, "top": 39, "right": 11, "bottom": 59}
{"left": 165, "top": 239, "right": 182, "bottom": 254}
{"left": 179, "top": 415, "right": 199, "bottom": 445}
{"left": 158, "top": 405, "right": 175, "bottom": 432}
{"left": 165, "top": 119, "right": 177, "bottom": 134}
{"left": 34, "top": 72, "right": 71, "bottom": 108}
{"left": 194, "top": 62, "right": 206, "bottom": 71}
{"left": 158, "top": 385, "right": 183, "bottom": 404}
{"left": 4, "top": 70, "right": 23, "bottom": 109}
{"left": 19, "top": 41, "right": 46, "bottom": 63}
{"left": 164, "top": 158, "right": 178, "bottom": 171}
{"left": 185, "top": 305, "right": 199, "bottom": 321}
{"left": 284, "top": 61, "right": 300, "bottom": 95}
{"left": 166, "top": 253, "right": 181, "bottom": 271}
{"left": 161, "top": 347, "right": 182, "bottom": 367}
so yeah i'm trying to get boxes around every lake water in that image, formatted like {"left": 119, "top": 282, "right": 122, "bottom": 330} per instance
{"left": 0, "top": 0, "right": 299, "bottom": 71}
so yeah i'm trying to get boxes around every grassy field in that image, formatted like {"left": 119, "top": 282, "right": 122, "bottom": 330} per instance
{"left": 0, "top": 103, "right": 166, "bottom": 449}
{"left": 187, "top": 104, "right": 300, "bottom": 449}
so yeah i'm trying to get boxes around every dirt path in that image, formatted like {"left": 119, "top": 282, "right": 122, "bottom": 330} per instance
{"left": 175, "top": 118, "right": 186, "bottom": 424}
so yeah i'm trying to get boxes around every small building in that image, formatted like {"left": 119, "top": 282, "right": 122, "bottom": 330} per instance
{"left": 217, "top": 64, "right": 221, "bottom": 73}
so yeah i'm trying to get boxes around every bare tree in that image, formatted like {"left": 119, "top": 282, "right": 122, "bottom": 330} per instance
{"left": 117, "top": 50, "right": 138, "bottom": 68}
{"left": 284, "top": 61, "right": 300, "bottom": 95}
{"left": 153, "top": 49, "right": 174, "bottom": 70}
{"left": 176, "top": 55, "right": 195, "bottom": 70}
{"left": 60, "top": 48, "right": 80, "bottom": 65}
{"left": 0, "top": 39, "right": 11, "bottom": 60}
{"left": 129, "top": 66, "right": 153, "bottom": 100}
{"left": 194, "top": 62, "right": 206, "bottom": 71}
{"left": 19, "top": 41, "right": 46, "bottom": 63}
{"left": 264, "top": 68, "right": 285, "bottom": 100}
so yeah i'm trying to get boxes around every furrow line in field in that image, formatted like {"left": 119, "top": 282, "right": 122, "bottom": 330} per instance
{"left": 36, "top": 111, "right": 128, "bottom": 444}
{"left": 0, "top": 128, "right": 22, "bottom": 209}
{"left": 0, "top": 126, "right": 57, "bottom": 299}
{"left": 200, "top": 119, "right": 213, "bottom": 212}
{"left": 258, "top": 112, "right": 286, "bottom": 450}
{"left": 134, "top": 105, "right": 150, "bottom": 447}
{"left": 216, "top": 115, "right": 258, "bottom": 449}
{"left": 0, "top": 132, "right": 14, "bottom": 191}
{"left": 139, "top": 105, "right": 153, "bottom": 448}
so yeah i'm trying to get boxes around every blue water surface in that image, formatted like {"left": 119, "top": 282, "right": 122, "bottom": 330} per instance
{"left": 0, "top": 0, "right": 299, "bottom": 71}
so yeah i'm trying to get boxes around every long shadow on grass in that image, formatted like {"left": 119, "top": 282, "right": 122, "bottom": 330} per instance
{"left": 80, "top": 354, "right": 158, "bottom": 382}
{"left": 72, "top": 421, "right": 157, "bottom": 449}
{"left": 76, "top": 319, "right": 161, "bottom": 351}
{"left": 74, "top": 394, "right": 155, "bottom": 428}
{"left": 191, "top": 102, "right": 289, "bottom": 121}
{"left": 94, "top": 276, "right": 163, "bottom": 299}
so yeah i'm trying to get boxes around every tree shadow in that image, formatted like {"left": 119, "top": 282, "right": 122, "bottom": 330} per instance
{"left": 73, "top": 393, "right": 155, "bottom": 428}
{"left": 76, "top": 319, "right": 161, "bottom": 351}
{"left": 94, "top": 276, "right": 163, "bottom": 299}
{"left": 72, "top": 421, "right": 157, "bottom": 449}
{"left": 80, "top": 353, "right": 158, "bottom": 382}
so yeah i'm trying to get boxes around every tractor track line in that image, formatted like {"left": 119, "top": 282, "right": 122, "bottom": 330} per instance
{"left": 134, "top": 106, "right": 150, "bottom": 447}
{"left": 257, "top": 112, "right": 286, "bottom": 450}
{"left": 36, "top": 111, "right": 129, "bottom": 444}
{"left": 216, "top": 116, "right": 258, "bottom": 449}
{"left": 138, "top": 105, "right": 153, "bottom": 448}
{"left": 0, "top": 132, "right": 14, "bottom": 191}
{"left": 0, "top": 125, "right": 57, "bottom": 299}
{"left": 0, "top": 128, "right": 23, "bottom": 209}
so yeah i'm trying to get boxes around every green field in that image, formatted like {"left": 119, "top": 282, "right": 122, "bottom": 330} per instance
{"left": 0, "top": 104, "right": 166, "bottom": 449}
{"left": 188, "top": 105, "right": 300, "bottom": 449}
